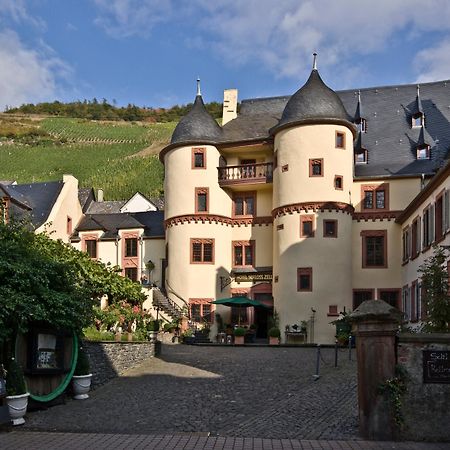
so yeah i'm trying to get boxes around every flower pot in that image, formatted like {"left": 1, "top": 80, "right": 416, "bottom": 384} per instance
{"left": 72, "top": 374, "right": 92, "bottom": 400}
{"left": 6, "top": 393, "right": 29, "bottom": 425}
{"left": 127, "top": 332, "right": 133, "bottom": 342}
{"left": 269, "top": 336, "right": 279, "bottom": 345}
{"left": 234, "top": 335, "right": 244, "bottom": 345}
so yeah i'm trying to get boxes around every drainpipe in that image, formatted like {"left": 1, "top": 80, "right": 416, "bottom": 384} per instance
{"left": 139, "top": 235, "right": 144, "bottom": 277}
{"left": 310, "top": 308, "right": 316, "bottom": 343}
{"left": 115, "top": 235, "right": 120, "bottom": 266}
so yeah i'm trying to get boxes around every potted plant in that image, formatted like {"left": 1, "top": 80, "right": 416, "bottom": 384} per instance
{"left": 233, "top": 327, "right": 246, "bottom": 345}
{"left": 148, "top": 319, "right": 160, "bottom": 342}
{"left": 268, "top": 327, "right": 281, "bottom": 345}
{"left": 5, "top": 358, "right": 29, "bottom": 425}
{"left": 181, "top": 328, "right": 195, "bottom": 344}
{"left": 72, "top": 347, "right": 92, "bottom": 400}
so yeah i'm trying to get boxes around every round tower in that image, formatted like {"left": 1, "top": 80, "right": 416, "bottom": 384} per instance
{"left": 271, "top": 56, "right": 356, "bottom": 343}
{"left": 160, "top": 80, "right": 232, "bottom": 323}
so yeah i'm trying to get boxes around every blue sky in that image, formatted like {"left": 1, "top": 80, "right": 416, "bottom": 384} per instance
{"left": 2, "top": 0, "right": 450, "bottom": 110}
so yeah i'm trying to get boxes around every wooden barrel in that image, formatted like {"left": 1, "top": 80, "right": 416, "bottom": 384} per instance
{"left": 15, "top": 328, "right": 78, "bottom": 402}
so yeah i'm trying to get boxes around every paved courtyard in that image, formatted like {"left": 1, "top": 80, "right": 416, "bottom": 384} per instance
{"left": 23, "top": 344, "right": 359, "bottom": 439}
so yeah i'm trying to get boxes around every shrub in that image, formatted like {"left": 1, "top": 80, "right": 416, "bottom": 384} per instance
{"left": 74, "top": 348, "right": 91, "bottom": 376}
{"left": 234, "top": 327, "right": 246, "bottom": 337}
{"left": 148, "top": 320, "right": 160, "bottom": 332}
{"left": 6, "top": 358, "right": 27, "bottom": 396}
{"left": 268, "top": 327, "right": 281, "bottom": 338}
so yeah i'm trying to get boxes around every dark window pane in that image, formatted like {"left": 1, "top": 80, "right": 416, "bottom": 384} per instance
{"left": 366, "top": 236, "right": 384, "bottom": 266}
{"left": 376, "top": 190, "right": 385, "bottom": 209}
{"left": 203, "top": 304, "right": 212, "bottom": 322}
{"left": 191, "top": 304, "right": 201, "bottom": 322}
{"left": 235, "top": 198, "right": 244, "bottom": 215}
{"left": 245, "top": 197, "right": 254, "bottom": 215}
{"left": 86, "top": 240, "right": 97, "bottom": 258}
{"left": 336, "top": 133, "right": 344, "bottom": 148}
{"left": 353, "top": 290, "right": 373, "bottom": 309}
{"left": 302, "top": 220, "right": 313, "bottom": 237}
{"left": 197, "top": 193, "right": 207, "bottom": 212}
{"left": 364, "top": 191, "right": 373, "bottom": 209}
{"left": 234, "top": 246, "right": 243, "bottom": 265}
{"left": 125, "top": 238, "right": 138, "bottom": 257}
{"left": 299, "top": 274, "right": 311, "bottom": 290}
{"left": 125, "top": 267, "right": 138, "bottom": 281}
{"left": 194, "top": 152, "right": 204, "bottom": 167}
{"left": 312, "top": 161, "right": 322, "bottom": 175}
{"left": 324, "top": 221, "right": 336, "bottom": 237}
{"left": 335, "top": 177, "right": 342, "bottom": 189}
{"left": 379, "top": 291, "right": 399, "bottom": 308}
{"left": 245, "top": 245, "right": 253, "bottom": 265}
{"left": 203, "top": 243, "right": 213, "bottom": 262}
{"left": 192, "top": 243, "right": 202, "bottom": 261}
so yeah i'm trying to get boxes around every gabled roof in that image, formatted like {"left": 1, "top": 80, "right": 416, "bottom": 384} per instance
{"left": 73, "top": 211, "right": 164, "bottom": 240}
{"left": 120, "top": 192, "right": 158, "bottom": 213}
{"left": 86, "top": 200, "right": 126, "bottom": 214}
{"left": 4, "top": 181, "right": 63, "bottom": 227}
{"left": 78, "top": 188, "right": 95, "bottom": 213}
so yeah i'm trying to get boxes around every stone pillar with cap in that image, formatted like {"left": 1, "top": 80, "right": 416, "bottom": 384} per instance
{"left": 349, "top": 299, "right": 403, "bottom": 440}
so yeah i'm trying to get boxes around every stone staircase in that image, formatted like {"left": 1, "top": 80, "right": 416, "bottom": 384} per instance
{"left": 152, "top": 288, "right": 184, "bottom": 321}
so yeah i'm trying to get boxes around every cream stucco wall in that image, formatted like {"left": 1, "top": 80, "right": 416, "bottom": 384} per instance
{"left": 352, "top": 177, "right": 421, "bottom": 212}
{"left": 36, "top": 174, "right": 83, "bottom": 242}
{"left": 273, "top": 125, "right": 354, "bottom": 207}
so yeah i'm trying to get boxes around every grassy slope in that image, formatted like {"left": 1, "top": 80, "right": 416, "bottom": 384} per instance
{"left": 0, "top": 116, "right": 176, "bottom": 200}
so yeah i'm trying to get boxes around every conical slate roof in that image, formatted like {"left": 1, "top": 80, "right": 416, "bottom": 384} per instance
{"left": 170, "top": 94, "right": 222, "bottom": 146}
{"left": 271, "top": 69, "right": 353, "bottom": 134}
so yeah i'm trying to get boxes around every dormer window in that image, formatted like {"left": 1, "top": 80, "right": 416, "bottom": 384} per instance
{"left": 412, "top": 114, "right": 424, "bottom": 128}
{"left": 356, "top": 118, "right": 367, "bottom": 133}
{"left": 417, "top": 145, "right": 430, "bottom": 160}
{"left": 355, "top": 149, "right": 368, "bottom": 164}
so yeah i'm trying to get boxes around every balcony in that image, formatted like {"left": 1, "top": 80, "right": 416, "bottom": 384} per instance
{"left": 218, "top": 162, "right": 273, "bottom": 187}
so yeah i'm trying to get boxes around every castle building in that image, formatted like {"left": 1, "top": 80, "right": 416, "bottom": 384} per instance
{"left": 160, "top": 58, "right": 450, "bottom": 343}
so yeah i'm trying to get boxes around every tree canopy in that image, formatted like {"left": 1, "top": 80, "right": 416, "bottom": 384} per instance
{"left": 0, "top": 220, "right": 145, "bottom": 344}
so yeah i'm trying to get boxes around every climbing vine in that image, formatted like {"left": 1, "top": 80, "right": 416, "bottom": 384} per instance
{"left": 378, "top": 365, "right": 409, "bottom": 429}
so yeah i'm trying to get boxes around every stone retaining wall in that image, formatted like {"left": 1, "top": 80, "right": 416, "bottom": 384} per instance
{"left": 397, "top": 333, "right": 450, "bottom": 441}
{"left": 82, "top": 340, "right": 158, "bottom": 388}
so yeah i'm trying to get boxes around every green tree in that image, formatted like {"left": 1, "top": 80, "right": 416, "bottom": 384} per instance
{"left": 419, "top": 246, "right": 450, "bottom": 332}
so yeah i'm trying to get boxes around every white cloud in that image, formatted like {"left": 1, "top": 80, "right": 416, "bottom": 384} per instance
{"left": 93, "top": 0, "right": 173, "bottom": 38}
{"left": 0, "top": 30, "right": 72, "bottom": 109}
{"left": 415, "top": 39, "right": 450, "bottom": 82}
{"left": 0, "top": 0, "right": 46, "bottom": 29}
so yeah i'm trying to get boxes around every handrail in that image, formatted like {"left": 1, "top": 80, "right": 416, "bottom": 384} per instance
{"left": 218, "top": 162, "right": 273, "bottom": 183}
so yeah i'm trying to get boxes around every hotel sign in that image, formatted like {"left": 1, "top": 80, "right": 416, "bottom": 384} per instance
{"left": 423, "top": 350, "right": 450, "bottom": 384}
{"left": 235, "top": 272, "right": 273, "bottom": 282}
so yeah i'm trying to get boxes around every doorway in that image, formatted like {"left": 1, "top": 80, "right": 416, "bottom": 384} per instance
{"left": 253, "top": 293, "right": 273, "bottom": 338}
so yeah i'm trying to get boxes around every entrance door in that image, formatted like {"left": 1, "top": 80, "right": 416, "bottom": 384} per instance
{"left": 253, "top": 293, "right": 273, "bottom": 338}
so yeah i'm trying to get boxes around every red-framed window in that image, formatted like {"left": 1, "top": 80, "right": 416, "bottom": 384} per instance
{"left": 378, "top": 289, "right": 401, "bottom": 309}
{"left": 335, "top": 131, "right": 345, "bottom": 149}
{"left": 233, "top": 192, "right": 256, "bottom": 217}
{"left": 297, "top": 267, "right": 312, "bottom": 292}
{"left": 300, "top": 215, "right": 315, "bottom": 238}
{"left": 195, "top": 187, "right": 209, "bottom": 213}
{"left": 125, "top": 237, "right": 138, "bottom": 257}
{"left": 353, "top": 289, "right": 375, "bottom": 309}
{"left": 411, "top": 216, "right": 421, "bottom": 258}
{"left": 189, "top": 298, "right": 214, "bottom": 323}
{"left": 309, "top": 159, "right": 323, "bottom": 177}
{"left": 192, "top": 147, "right": 206, "bottom": 169}
{"left": 232, "top": 240, "right": 255, "bottom": 267}
{"left": 323, "top": 220, "right": 338, "bottom": 238}
{"left": 334, "top": 175, "right": 343, "bottom": 190}
{"left": 124, "top": 267, "right": 138, "bottom": 281}
{"left": 67, "top": 216, "right": 72, "bottom": 235}
{"left": 361, "top": 184, "right": 389, "bottom": 211}
{"left": 85, "top": 239, "right": 97, "bottom": 259}
{"left": 361, "top": 230, "right": 387, "bottom": 268}
{"left": 191, "top": 238, "right": 214, "bottom": 264}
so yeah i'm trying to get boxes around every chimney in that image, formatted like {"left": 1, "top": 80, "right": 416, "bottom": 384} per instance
{"left": 222, "top": 89, "right": 238, "bottom": 125}
{"left": 97, "top": 189, "right": 104, "bottom": 202}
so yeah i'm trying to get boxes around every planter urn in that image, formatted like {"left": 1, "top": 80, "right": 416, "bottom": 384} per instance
{"left": 269, "top": 336, "right": 280, "bottom": 345}
{"left": 234, "top": 335, "right": 244, "bottom": 345}
{"left": 72, "top": 374, "right": 92, "bottom": 400}
{"left": 6, "top": 393, "right": 29, "bottom": 425}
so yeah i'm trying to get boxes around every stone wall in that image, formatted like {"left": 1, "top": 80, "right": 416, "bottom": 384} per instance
{"left": 82, "top": 340, "right": 158, "bottom": 388}
{"left": 397, "top": 333, "right": 450, "bottom": 441}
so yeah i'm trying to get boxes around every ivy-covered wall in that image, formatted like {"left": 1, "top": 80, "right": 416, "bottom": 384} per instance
{"left": 397, "top": 334, "right": 450, "bottom": 441}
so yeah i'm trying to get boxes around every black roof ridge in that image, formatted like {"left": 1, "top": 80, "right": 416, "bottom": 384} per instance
{"left": 240, "top": 78, "right": 450, "bottom": 105}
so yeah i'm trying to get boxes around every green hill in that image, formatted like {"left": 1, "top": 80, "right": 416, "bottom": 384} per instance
{"left": 0, "top": 115, "right": 175, "bottom": 200}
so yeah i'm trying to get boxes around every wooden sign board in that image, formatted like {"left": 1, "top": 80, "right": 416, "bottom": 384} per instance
{"left": 235, "top": 273, "right": 272, "bottom": 282}
{"left": 423, "top": 350, "right": 450, "bottom": 384}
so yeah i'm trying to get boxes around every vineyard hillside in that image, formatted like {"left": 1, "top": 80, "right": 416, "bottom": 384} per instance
{"left": 0, "top": 115, "right": 176, "bottom": 200}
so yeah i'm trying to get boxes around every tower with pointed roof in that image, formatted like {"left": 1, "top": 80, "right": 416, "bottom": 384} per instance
{"left": 270, "top": 54, "right": 356, "bottom": 343}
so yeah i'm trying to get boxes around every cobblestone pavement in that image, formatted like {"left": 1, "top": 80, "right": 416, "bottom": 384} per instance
{"left": 23, "top": 345, "right": 360, "bottom": 439}
{"left": 1, "top": 431, "right": 449, "bottom": 450}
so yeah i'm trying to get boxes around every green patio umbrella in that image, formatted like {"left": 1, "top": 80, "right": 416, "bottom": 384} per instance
{"left": 211, "top": 296, "right": 269, "bottom": 325}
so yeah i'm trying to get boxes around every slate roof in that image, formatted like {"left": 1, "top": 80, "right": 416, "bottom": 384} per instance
{"left": 86, "top": 200, "right": 126, "bottom": 214}
{"left": 78, "top": 188, "right": 95, "bottom": 213}
{"left": 73, "top": 211, "right": 164, "bottom": 240}
{"left": 3, "top": 181, "right": 63, "bottom": 227}
{"left": 271, "top": 69, "right": 352, "bottom": 134}
{"left": 217, "top": 78, "right": 450, "bottom": 178}
{"left": 170, "top": 94, "right": 222, "bottom": 146}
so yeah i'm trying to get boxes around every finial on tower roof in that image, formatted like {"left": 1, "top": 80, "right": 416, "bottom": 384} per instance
{"left": 417, "top": 84, "right": 420, "bottom": 96}
{"left": 312, "top": 52, "right": 317, "bottom": 70}
{"left": 357, "top": 90, "right": 361, "bottom": 103}
{"left": 196, "top": 77, "right": 201, "bottom": 96}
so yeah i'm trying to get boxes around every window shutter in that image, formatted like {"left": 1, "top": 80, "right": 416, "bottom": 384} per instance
{"left": 445, "top": 190, "right": 450, "bottom": 232}
{"left": 417, "top": 218, "right": 422, "bottom": 254}
{"left": 430, "top": 204, "right": 435, "bottom": 244}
